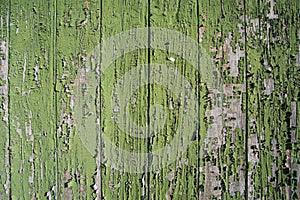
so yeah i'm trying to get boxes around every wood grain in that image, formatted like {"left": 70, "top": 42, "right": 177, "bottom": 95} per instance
{"left": 8, "top": 0, "right": 57, "bottom": 198}
{"left": 0, "top": 0, "right": 298, "bottom": 199}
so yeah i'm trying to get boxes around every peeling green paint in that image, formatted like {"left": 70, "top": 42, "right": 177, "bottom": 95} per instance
{"left": 0, "top": 0, "right": 298, "bottom": 199}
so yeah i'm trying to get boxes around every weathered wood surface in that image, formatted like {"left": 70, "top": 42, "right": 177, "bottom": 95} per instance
{"left": 8, "top": 0, "right": 57, "bottom": 199}
{"left": 0, "top": 0, "right": 299, "bottom": 199}
{"left": 246, "top": 1, "right": 299, "bottom": 199}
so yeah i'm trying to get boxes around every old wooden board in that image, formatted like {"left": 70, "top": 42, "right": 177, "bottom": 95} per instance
{"left": 0, "top": 0, "right": 299, "bottom": 199}
{"left": 55, "top": 0, "right": 100, "bottom": 199}
{"left": 8, "top": 0, "right": 57, "bottom": 199}
{"left": 149, "top": 0, "right": 200, "bottom": 198}
{"left": 0, "top": 0, "right": 10, "bottom": 198}
{"left": 99, "top": 0, "right": 148, "bottom": 199}
{"left": 246, "top": 0, "right": 299, "bottom": 199}
{"left": 198, "top": 0, "right": 247, "bottom": 198}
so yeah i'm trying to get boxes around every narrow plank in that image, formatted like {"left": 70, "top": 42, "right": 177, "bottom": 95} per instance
{"left": 9, "top": 0, "right": 57, "bottom": 198}
{"left": 198, "top": 0, "right": 247, "bottom": 198}
{"left": 149, "top": 0, "right": 201, "bottom": 199}
{"left": 0, "top": 0, "right": 10, "bottom": 198}
{"left": 55, "top": 0, "right": 101, "bottom": 199}
{"left": 100, "top": 0, "right": 148, "bottom": 199}
{"left": 246, "top": 0, "right": 299, "bottom": 199}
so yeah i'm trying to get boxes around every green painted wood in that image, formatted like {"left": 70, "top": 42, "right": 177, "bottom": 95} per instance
{"left": 198, "top": 0, "right": 247, "bottom": 198}
{"left": 8, "top": 0, "right": 57, "bottom": 199}
{"left": 0, "top": 0, "right": 10, "bottom": 198}
{"left": 246, "top": 0, "right": 299, "bottom": 199}
{"left": 55, "top": 0, "right": 100, "bottom": 199}
{"left": 100, "top": 0, "right": 149, "bottom": 199}
{"left": 149, "top": 0, "right": 200, "bottom": 199}
{"left": 1, "top": 0, "right": 299, "bottom": 199}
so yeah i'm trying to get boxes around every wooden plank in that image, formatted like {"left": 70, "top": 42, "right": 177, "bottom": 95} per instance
{"left": 55, "top": 0, "right": 100, "bottom": 199}
{"left": 0, "top": 0, "right": 10, "bottom": 198}
{"left": 198, "top": 0, "right": 247, "bottom": 198}
{"left": 245, "top": 0, "right": 299, "bottom": 199}
{"left": 8, "top": 0, "right": 57, "bottom": 198}
{"left": 99, "top": 0, "right": 149, "bottom": 199}
{"left": 149, "top": 0, "right": 201, "bottom": 199}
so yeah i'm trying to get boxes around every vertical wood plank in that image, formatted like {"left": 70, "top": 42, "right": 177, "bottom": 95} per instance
{"left": 9, "top": 0, "right": 57, "bottom": 198}
{"left": 100, "top": 0, "right": 148, "bottom": 199}
{"left": 246, "top": 0, "right": 299, "bottom": 199}
{"left": 198, "top": 0, "right": 247, "bottom": 198}
{"left": 55, "top": 0, "right": 100, "bottom": 199}
{"left": 149, "top": 0, "right": 201, "bottom": 199}
{"left": 0, "top": 0, "right": 10, "bottom": 198}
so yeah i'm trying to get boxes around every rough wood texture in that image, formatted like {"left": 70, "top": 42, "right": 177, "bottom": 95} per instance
{"left": 0, "top": 0, "right": 10, "bottom": 199}
{"left": 8, "top": 0, "right": 57, "bottom": 198}
{"left": 246, "top": 0, "right": 299, "bottom": 199}
{"left": 198, "top": 0, "right": 247, "bottom": 198}
{"left": 0, "top": 0, "right": 299, "bottom": 199}
{"left": 55, "top": 0, "right": 100, "bottom": 199}
{"left": 100, "top": 0, "right": 148, "bottom": 199}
